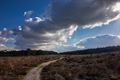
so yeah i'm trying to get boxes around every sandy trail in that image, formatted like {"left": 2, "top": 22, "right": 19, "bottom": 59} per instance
{"left": 23, "top": 57, "right": 63, "bottom": 80}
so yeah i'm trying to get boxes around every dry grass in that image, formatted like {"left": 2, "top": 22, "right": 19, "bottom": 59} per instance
{"left": 0, "top": 52, "right": 120, "bottom": 80}
{"left": 41, "top": 52, "right": 120, "bottom": 80}
{"left": 0, "top": 55, "right": 61, "bottom": 80}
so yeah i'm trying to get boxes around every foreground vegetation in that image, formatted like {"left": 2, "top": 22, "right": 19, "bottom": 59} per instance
{"left": 42, "top": 52, "right": 120, "bottom": 80}
{"left": 0, "top": 46, "right": 120, "bottom": 80}
{"left": 0, "top": 55, "right": 61, "bottom": 80}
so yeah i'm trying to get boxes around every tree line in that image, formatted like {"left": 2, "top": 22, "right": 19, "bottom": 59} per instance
{"left": 0, "top": 49, "right": 57, "bottom": 56}
{"left": 0, "top": 46, "right": 120, "bottom": 56}
{"left": 61, "top": 46, "right": 120, "bottom": 55}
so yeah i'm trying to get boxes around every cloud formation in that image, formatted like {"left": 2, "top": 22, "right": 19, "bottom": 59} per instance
{"left": 15, "top": 23, "right": 78, "bottom": 50}
{"left": 50, "top": 0, "right": 120, "bottom": 28}
{"left": 76, "top": 35, "right": 120, "bottom": 49}
{"left": 0, "top": 36, "right": 15, "bottom": 51}
{"left": 1, "top": 0, "right": 120, "bottom": 51}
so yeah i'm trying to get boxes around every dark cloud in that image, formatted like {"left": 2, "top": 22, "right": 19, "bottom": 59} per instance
{"left": 50, "top": 0, "right": 120, "bottom": 28}
{"left": 15, "top": 17, "right": 78, "bottom": 50}
{"left": 15, "top": 0, "right": 120, "bottom": 50}
{"left": 1, "top": 0, "right": 120, "bottom": 51}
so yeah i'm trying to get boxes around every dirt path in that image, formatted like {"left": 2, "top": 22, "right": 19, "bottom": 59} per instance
{"left": 23, "top": 57, "right": 63, "bottom": 80}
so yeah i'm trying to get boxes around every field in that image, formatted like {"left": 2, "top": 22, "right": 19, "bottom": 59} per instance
{"left": 0, "top": 55, "right": 61, "bottom": 80}
{"left": 41, "top": 52, "right": 120, "bottom": 80}
{"left": 0, "top": 52, "right": 120, "bottom": 80}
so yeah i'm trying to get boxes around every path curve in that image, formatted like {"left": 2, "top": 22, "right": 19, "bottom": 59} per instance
{"left": 23, "top": 57, "right": 63, "bottom": 80}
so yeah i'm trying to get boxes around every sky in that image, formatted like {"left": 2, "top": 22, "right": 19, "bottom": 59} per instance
{"left": 0, "top": 0, "right": 50, "bottom": 29}
{"left": 0, "top": 0, "right": 120, "bottom": 52}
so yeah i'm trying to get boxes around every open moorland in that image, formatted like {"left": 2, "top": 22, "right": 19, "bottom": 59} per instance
{"left": 0, "top": 46, "right": 120, "bottom": 80}
{"left": 41, "top": 52, "right": 120, "bottom": 80}
{"left": 0, "top": 55, "right": 61, "bottom": 80}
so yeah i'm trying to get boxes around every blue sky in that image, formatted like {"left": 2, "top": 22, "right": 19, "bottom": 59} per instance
{"left": 0, "top": 0, "right": 120, "bottom": 52}
{"left": 0, "top": 0, "right": 50, "bottom": 29}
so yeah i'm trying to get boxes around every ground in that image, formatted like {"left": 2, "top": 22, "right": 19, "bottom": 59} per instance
{"left": 0, "top": 52, "right": 120, "bottom": 80}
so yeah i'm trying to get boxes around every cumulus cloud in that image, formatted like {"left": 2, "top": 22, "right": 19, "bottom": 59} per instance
{"left": 76, "top": 35, "right": 120, "bottom": 49}
{"left": 1, "top": 0, "right": 120, "bottom": 51}
{"left": 15, "top": 23, "right": 78, "bottom": 50}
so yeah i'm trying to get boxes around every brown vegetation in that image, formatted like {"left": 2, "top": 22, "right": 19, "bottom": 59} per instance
{"left": 0, "top": 46, "right": 120, "bottom": 80}
{"left": 0, "top": 55, "right": 61, "bottom": 80}
{"left": 41, "top": 52, "right": 120, "bottom": 80}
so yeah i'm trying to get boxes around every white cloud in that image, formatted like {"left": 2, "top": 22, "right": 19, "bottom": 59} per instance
{"left": 2, "top": 0, "right": 120, "bottom": 51}
{"left": 24, "top": 11, "right": 33, "bottom": 18}
{"left": 76, "top": 35, "right": 120, "bottom": 49}
{"left": 0, "top": 36, "right": 15, "bottom": 51}
{"left": 18, "top": 26, "right": 22, "bottom": 31}
{"left": 1, "top": 28, "right": 14, "bottom": 37}
{"left": 52, "top": 44, "right": 81, "bottom": 52}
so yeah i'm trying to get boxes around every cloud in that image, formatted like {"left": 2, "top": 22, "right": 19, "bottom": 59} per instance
{"left": 76, "top": 35, "right": 120, "bottom": 49}
{"left": 54, "top": 44, "right": 83, "bottom": 52}
{"left": 1, "top": 0, "right": 120, "bottom": 51}
{"left": 50, "top": 0, "right": 120, "bottom": 28}
{"left": 0, "top": 36, "right": 15, "bottom": 51}
{"left": 0, "top": 27, "right": 15, "bottom": 51}
{"left": 15, "top": 23, "right": 78, "bottom": 50}
{"left": 0, "top": 44, "right": 10, "bottom": 51}
{"left": 24, "top": 11, "right": 33, "bottom": 19}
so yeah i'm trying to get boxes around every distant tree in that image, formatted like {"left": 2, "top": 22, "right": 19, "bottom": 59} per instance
{"left": 27, "top": 48, "right": 31, "bottom": 51}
